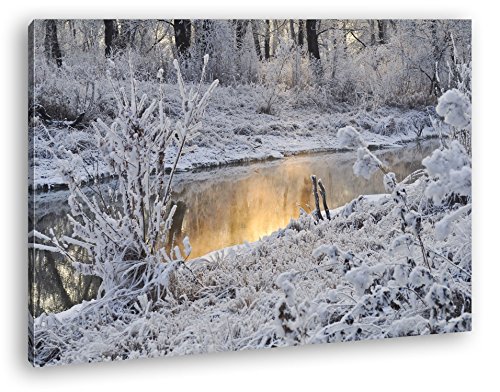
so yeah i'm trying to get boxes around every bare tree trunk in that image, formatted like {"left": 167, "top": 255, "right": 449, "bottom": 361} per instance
{"left": 104, "top": 19, "right": 117, "bottom": 57}
{"left": 69, "top": 20, "right": 77, "bottom": 38}
{"left": 235, "top": 20, "right": 248, "bottom": 50}
{"left": 369, "top": 20, "right": 376, "bottom": 45}
{"left": 251, "top": 20, "right": 262, "bottom": 59}
{"left": 174, "top": 19, "right": 192, "bottom": 57}
{"left": 377, "top": 20, "right": 386, "bottom": 44}
{"left": 119, "top": 19, "right": 136, "bottom": 50}
{"left": 311, "top": 175, "right": 324, "bottom": 221}
{"left": 298, "top": 20, "right": 305, "bottom": 48}
{"left": 429, "top": 20, "right": 442, "bottom": 96}
{"left": 44, "top": 20, "right": 62, "bottom": 67}
{"left": 271, "top": 20, "right": 279, "bottom": 56}
{"left": 289, "top": 20, "right": 296, "bottom": 44}
{"left": 306, "top": 20, "right": 320, "bottom": 60}
{"left": 390, "top": 20, "right": 398, "bottom": 34}
{"left": 306, "top": 20, "right": 322, "bottom": 80}
{"left": 196, "top": 19, "right": 214, "bottom": 57}
{"left": 264, "top": 20, "right": 271, "bottom": 59}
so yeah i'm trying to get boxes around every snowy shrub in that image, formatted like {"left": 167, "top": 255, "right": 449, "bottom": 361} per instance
{"left": 436, "top": 89, "right": 471, "bottom": 130}
{"left": 258, "top": 41, "right": 293, "bottom": 115}
{"left": 422, "top": 140, "right": 471, "bottom": 205}
{"left": 337, "top": 126, "right": 365, "bottom": 148}
{"left": 434, "top": 52, "right": 472, "bottom": 154}
{"left": 353, "top": 147, "right": 385, "bottom": 180}
{"left": 313, "top": 244, "right": 355, "bottom": 272}
{"left": 425, "top": 283, "right": 455, "bottom": 322}
{"left": 337, "top": 125, "right": 392, "bottom": 182}
{"left": 384, "top": 315, "right": 429, "bottom": 338}
{"left": 275, "top": 271, "right": 303, "bottom": 344}
{"left": 345, "top": 265, "right": 377, "bottom": 296}
{"left": 35, "top": 56, "right": 218, "bottom": 301}
{"left": 383, "top": 172, "right": 397, "bottom": 193}
{"left": 435, "top": 204, "right": 471, "bottom": 241}
{"left": 390, "top": 234, "right": 414, "bottom": 257}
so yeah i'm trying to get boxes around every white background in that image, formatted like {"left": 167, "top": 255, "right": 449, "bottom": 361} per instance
{"left": 1, "top": 1, "right": 498, "bottom": 391}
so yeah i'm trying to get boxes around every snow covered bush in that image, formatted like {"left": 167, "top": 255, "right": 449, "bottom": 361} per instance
{"left": 258, "top": 41, "right": 293, "bottom": 114}
{"left": 32, "top": 56, "right": 218, "bottom": 365}
{"left": 436, "top": 89, "right": 471, "bottom": 130}
{"left": 337, "top": 126, "right": 365, "bottom": 148}
{"left": 423, "top": 140, "right": 471, "bottom": 205}
{"left": 34, "top": 56, "right": 218, "bottom": 304}
{"left": 435, "top": 88, "right": 471, "bottom": 154}
{"left": 311, "top": 87, "right": 472, "bottom": 343}
{"left": 431, "top": 33, "right": 472, "bottom": 155}
{"left": 337, "top": 125, "right": 389, "bottom": 180}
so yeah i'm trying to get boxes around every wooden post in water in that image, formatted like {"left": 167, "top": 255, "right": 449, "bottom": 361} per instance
{"left": 311, "top": 175, "right": 323, "bottom": 221}
{"left": 318, "top": 179, "right": 331, "bottom": 220}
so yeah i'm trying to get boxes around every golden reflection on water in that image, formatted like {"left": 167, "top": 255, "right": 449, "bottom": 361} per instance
{"left": 170, "top": 142, "right": 438, "bottom": 259}
{"left": 31, "top": 141, "right": 438, "bottom": 315}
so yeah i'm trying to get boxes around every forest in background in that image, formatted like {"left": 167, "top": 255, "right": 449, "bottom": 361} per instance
{"left": 31, "top": 19, "right": 471, "bottom": 125}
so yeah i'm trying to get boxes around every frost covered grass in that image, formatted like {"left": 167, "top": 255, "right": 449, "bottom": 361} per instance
{"left": 32, "top": 95, "right": 471, "bottom": 365}
{"left": 32, "top": 173, "right": 471, "bottom": 365}
{"left": 30, "top": 42, "right": 446, "bottom": 190}
{"left": 31, "top": 86, "right": 439, "bottom": 190}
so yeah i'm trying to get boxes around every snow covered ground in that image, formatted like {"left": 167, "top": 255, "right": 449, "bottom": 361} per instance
{"left": 30, "top": 83, "right": 438, "bottom": 190}
{"left": 33, "top": 174, "right": 471, "bottom": 365}
{"left": 29, "top": 83, "right": 470, "bottom": 367}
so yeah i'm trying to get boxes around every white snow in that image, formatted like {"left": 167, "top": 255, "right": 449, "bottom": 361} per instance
{"left": 31, "top": 88, "right": 440, "bottom": 191}
{"left": 32, "top": 171, "right": 471, "bottom": 365}
{"left": 422, "top": 140, "right": 471, "bottom": 204}
{"left": 436, "top": 89, "right": 471, "bottom": 130}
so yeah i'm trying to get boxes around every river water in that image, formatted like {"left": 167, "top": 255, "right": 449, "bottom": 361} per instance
{"left": 29, "top": 140, "right": 439, "bottom": 316}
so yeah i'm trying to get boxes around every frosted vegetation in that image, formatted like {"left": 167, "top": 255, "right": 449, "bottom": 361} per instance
{"left": 29, "top": 19, "right": 471, "bottom": 366}
{"left": 30, "top": 19, "right": 470, "bottom": 189}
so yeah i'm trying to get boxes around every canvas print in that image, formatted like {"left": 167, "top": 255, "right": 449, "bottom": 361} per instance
{"left": 28, "top": 19, "right": 472, "bottom": 366}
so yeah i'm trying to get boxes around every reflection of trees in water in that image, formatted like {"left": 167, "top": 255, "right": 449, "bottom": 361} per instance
{"left": 171, "top": 141, "right": 439, "bottom": 258}
{"left": 30, "top": 141, "right": 438, "bottom": 314}
{"left": 29, "top": 209, "right": 100, "bottom": 317}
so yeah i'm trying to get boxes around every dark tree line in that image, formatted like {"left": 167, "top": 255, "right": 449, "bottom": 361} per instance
{"left": 43, "top": 18, "right": 447, "bottom": 65}
{"left": 51, "top": 19, "right": 325, "bottom": 62}
{"left": 45, "top": 19, "right": 325, "bottom": 66}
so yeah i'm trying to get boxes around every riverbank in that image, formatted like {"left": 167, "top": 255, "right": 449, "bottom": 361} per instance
{"left": 30, "top": 103, "right": 438, "bottom": 191}
{"left": 30, "top": 141, "right": 439, "bottom": 317}
{"left": 32, "top": 169, "right": 471, "bottom": 365}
